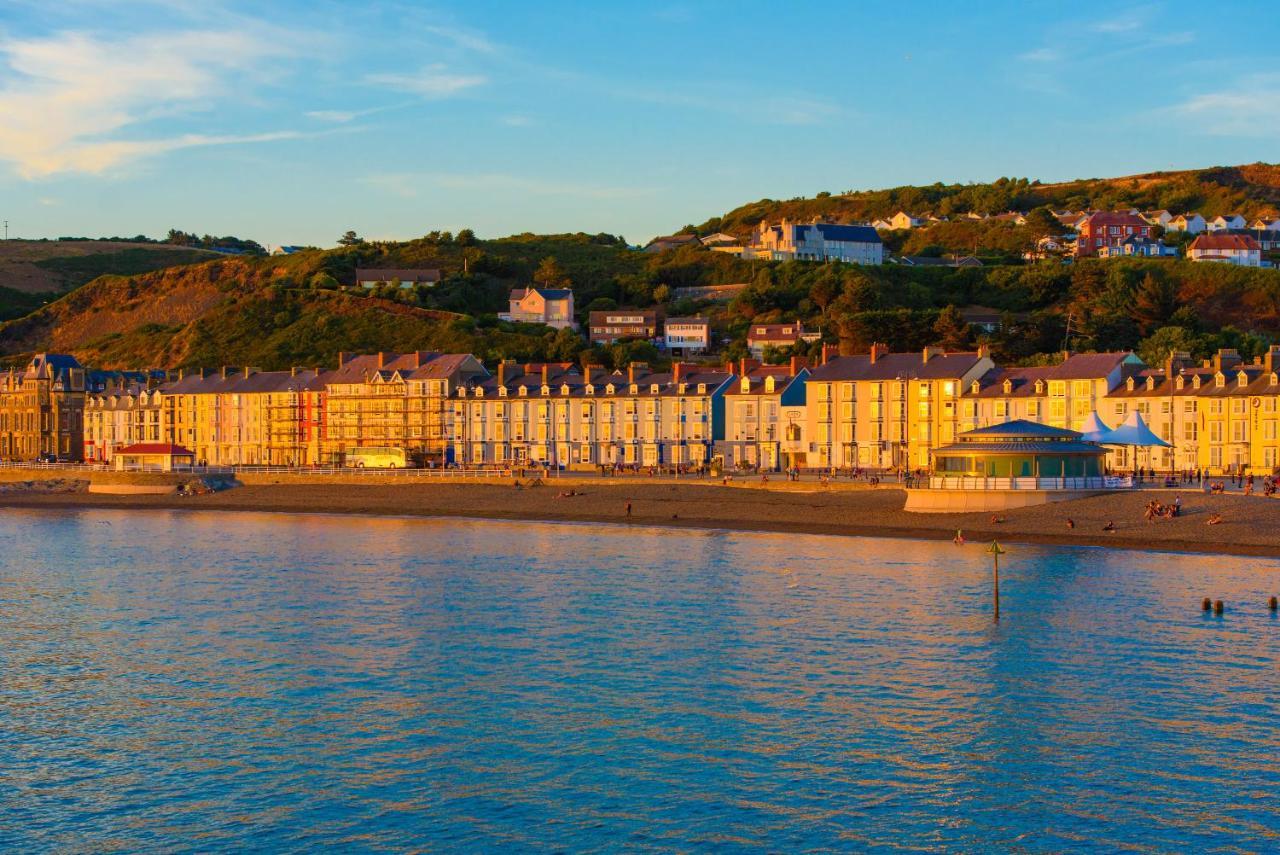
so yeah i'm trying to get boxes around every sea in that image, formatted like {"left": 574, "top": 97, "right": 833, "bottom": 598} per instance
{"left": 2, "top": 509, "right": 1278, "bottom": 852}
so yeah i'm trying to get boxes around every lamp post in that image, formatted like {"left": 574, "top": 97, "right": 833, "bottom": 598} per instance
{"left": 987, "top": 541, "right": 1006, "bottom": 622}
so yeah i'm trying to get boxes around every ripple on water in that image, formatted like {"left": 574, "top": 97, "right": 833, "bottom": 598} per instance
{"left": 1, "top": 509, "right": 1279, "bottom": 852}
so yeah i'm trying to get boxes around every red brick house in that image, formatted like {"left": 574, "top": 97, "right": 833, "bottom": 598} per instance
{"left": 1075, "top": 212, "right": 1152, "bottom": 257}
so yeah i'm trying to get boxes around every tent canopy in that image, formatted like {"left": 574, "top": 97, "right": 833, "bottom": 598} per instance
{"left": 1101, "top": 410, "right": 1171, "bottom": 447}
{"left": 1078, "top": 411, "right": 1113, "bottom": 443}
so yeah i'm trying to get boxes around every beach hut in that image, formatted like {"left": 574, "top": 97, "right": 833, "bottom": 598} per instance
{"left": 114, "top": 443, "right": 197, "bottom": 472}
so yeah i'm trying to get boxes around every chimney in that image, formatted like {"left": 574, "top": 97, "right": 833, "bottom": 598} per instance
{"left": 291, "top": 366, "right": 298, "bottom": 377}
{"left": 1213, "top": 348, "right": 1240, "bottom": 372}
{"left": 738, "top": 357, "right": 760, "bottom": 377}
{"left": 221, "top": 366, "right": 229, "bottom": 379}
{"left": 338, "top": 351, "right": 349, "bottom": 367}
{"left": 869, "top": 342, "right": 889, "bottom": 363}
{"left": 789, "top": 355, "right": 808, "bottom": 377}
{"left": 673, "top": 362, "right": 683, "bottom": 384}
{"left": 977, "top": 343, "right": 991, "bottom": 359}
{"left": 541, "top": 364, "right": 549, "bottom": 386}
{"left": 497, "top": 359, "right": 514, "bottom": 385}
{"left": 243, "top": 366, "right": 250, "bottom": 379}
{"left": 378, "top": 352, "right": 386, "bottom": 369}
{"left": 177, "top": 368, "right": 185, "bottom": 381}
{"left": 922, "top": 346, "right": 944, "bottom": 364}
{"left": 584, "top": 363, "right": 593, "bottom": 385}
{"left": 1266, "top": 345, "right": 1280, "bottom": 374}
{"left": 821, "top": 343, "right": 837, "bottom": 365}
{"left": 628, "top": 362, "right": 649, "bottom": 384}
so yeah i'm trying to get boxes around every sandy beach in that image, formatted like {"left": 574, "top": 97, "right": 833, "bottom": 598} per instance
{"left": 1, "top": 478, "right": 1277, "bottom": 557}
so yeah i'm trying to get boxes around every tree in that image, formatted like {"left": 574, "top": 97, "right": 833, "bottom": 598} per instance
{"left": 338, "top": 230, "right": 363, "bottom": 246}
{"left": 1137, "top": 325, "right": 1202, "bottom": 367}
{"left": 652, "top": 284, "right": 671, "bottom": 304}
{"left": 456, "top": 228, "right": 477, "bottom": 247}
{"left": 1024, "top": 206, "right": 1062, "bottom": 238}
{"left": 933, "top": 305, "right": 972, "bottom": 350}
{"left": 1132, "top": 273, "right": 1178, "bottom": 335}
{"left": 533, "top": 256, "right": 571, "bottom": 289}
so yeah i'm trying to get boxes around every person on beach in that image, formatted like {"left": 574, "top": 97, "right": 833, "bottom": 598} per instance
{"left": 625, "top": 499, "right": 632, "bottom": 519}
{"left": 1066, "top": 518, "right": 1075, "bottom": 530}
{"left": 1103, "top": 520, "right": 1116, "bottom": 532}
{"left": 989, "top": 514, "right": 1005, "bottom": 524}
{"left": 953, "top": 530, "right": 965, "bottom": 545}
{"left": 1207, "top": 513, "right": 1224, "bottom": 526}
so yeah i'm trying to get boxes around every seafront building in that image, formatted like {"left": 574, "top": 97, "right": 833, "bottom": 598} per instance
{"left": 47, "top": 342, "right": 1280, "bottom": 476}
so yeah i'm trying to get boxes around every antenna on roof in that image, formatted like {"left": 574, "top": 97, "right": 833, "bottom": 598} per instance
{"left": 1061, "top": 310, "right": 1075, "bottom": 353}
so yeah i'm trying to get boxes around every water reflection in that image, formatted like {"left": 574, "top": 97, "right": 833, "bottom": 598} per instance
{"left": 2, "top": 509, "right": 1278, "bottom": 851}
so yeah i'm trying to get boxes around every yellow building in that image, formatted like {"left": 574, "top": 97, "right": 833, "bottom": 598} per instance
{"left": 805, "top": 344, "right": 994, "bottom": 471}
{"left": 0, "top": 354, "right": 89, "bottom": 462}
{"left": 451, "top": 361, "right": 732, "bottom": 470}
{"left": 721, "top": 358, "right": 809, "bottom": 471}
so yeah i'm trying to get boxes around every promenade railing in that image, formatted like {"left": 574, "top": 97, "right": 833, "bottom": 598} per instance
{"left": 926, "top": 475, "right": 1132, "bottom": 491}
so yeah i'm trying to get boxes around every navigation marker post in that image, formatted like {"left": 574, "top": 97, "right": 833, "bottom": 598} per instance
{"left": 987, "top": 541, "right": 1006, "bottom": 622}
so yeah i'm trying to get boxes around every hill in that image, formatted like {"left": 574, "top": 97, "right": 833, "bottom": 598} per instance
{"left": 0, "top": 240, "right": 219, "bottom": 323}
{"left": 695, "top": 162, "right": 1280, "bottom": 236}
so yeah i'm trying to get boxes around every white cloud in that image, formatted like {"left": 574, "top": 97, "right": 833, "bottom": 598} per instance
{"left": 366, "top": 64, "right": 487, "bottom": 97}
{"left": 307, "top": 109, "right": 359, "bottom": 123}
{"left": 0, "top": 29, "right": 297, "bottom": 178}
{"left": 1018, "top": 47, "right": 1060, "bottom": 62}
{"left": 1171, "top": 74, "right": 1280, "bottom": 135}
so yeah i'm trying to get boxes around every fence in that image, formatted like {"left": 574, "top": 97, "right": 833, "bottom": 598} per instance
{"left": 926, "top": 475, "right": 1132, "bottom": 491}
{"left": 0, "top": 461, "right": 521, "bottom": 479}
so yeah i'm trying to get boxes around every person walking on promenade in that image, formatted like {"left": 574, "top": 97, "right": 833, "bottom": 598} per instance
{"left": 625, "top": 499, "right": 632, "bottom": 519}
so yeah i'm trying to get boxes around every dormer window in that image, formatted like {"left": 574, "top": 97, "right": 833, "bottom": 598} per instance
{"left": 741, "top": 378, "right": 751, "bottom": 393}
{"left": 765, "top": 376, "right": 776, "bottom": 393}
{"left": 1193, "top": 376, "right": 1201, "bottom": 389}
{"left": 1003, "top": 379, "right": 1013, "bottom": 394}
{"left": 678, "top": 383, "right": 687, "bottom": 394}
{"left": 1126, "top": 377, "right": 1135, "bottom": 391}
{"left": 606, "top": 384, "right": 616, "bottom": 395}
{"left": 1034, "top": 379, "right": 1044, "bottom": 394}
{"left": 970, "top": 380, "right": 980, "bottom": 394}
{"left": 1271, "top": 373, "right": 1278, "bottom": 386}
{"left": 650, "top": 384, "right": 659, "bottom": 394}
{"left": 495, "top": 386, "right": 504, "bottom": 397}
{"left": 697, "top": 383, "right": 706, "bottom": 394}
{"left": 629, "top": 384, "right": 638, "bottom": 394}
{"left": 518, "top": 385, "right": 528, "bottom": 396}
{"left": 1175, "top": 376, "right": 1184, "bottom": 390}
{"left": 560, "top": 383, "right": 570, "bottom": 395}
{"left": 585, "top": 384, "right": 595, "bottom": 395}
{"left": 1237, "top": 371, "right": 1247, "bottom": 387}
{"left": 540, "top": 385, "right": 550, "bottom": 396}
{"left": 1215, "top": 372, "right": 1225, "bottom": 388}
{"left": 1145, "top": 376, "right": 1155, "bottom": 391}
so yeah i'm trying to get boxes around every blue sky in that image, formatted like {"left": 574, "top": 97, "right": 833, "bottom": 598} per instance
{"left": 1, "top": 1, "right": 1277, "bottom": 248}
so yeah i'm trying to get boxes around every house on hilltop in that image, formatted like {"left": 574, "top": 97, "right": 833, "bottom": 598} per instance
{"left": 355, "top": 268, "right": 443, "bottom": 289}
{"left": 1075, "top": 212, "right": 1152, "bottom": 257}
{"left": 501, "top": 288, "right": 576, "bottom": 329}
{"left": 750, "top": 219, "right": 883, "bottom": 265}
{"left": 1188, "top": 233, "right": 1262, "bottom": 266}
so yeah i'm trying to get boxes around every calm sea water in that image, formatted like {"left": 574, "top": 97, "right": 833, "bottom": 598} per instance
{"left": 2, "top": 509, "right": 1278, "bottom": 853}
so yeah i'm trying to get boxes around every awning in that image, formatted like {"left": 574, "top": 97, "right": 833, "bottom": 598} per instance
{"left": 1078, "top": 411, "right": 1113, "bottom": 443}
{"left": 1100, "top": 410, "right": 1171, "bottom": 447}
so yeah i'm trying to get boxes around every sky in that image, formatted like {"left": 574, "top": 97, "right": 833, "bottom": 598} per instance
{"left": 1, "top": 1, "right": 1278, "bottom": 249}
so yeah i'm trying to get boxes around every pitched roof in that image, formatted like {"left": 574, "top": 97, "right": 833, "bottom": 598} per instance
{"left": 804, "top": 223, "right": 882, "bottom": 244}
{"left": 1082, "top": 211, "right": 1150, "bottom": 228}
{"left": 116, "top": 443, "right": 195, "bottom": 456}
{"left": 809, "top": 350, "right": 988, "bottom": 381}
{"left": 960, "top": 419, "right": 1081, "bottom": 439}
{"left": 1190, "top": 233, "right": 1261, "bottom": 251}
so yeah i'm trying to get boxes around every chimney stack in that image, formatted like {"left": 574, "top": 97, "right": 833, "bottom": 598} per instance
{"left": 738, "top": 357, "right": 760, "bottom": 377}
{"left": 221, "top": 366, "right": 229, "bottom": 379}
{"left": 869, "top": 342, "right": 888, "bottom": 364}
{"left": 922, "top": 346, "right": 944, "bottom": 364}
{"left": 584, "top": 363, "right": 593, "bottom": 386}
{"left": 497, "top": 359, "right": 514, "bottom": 385}
{"left": 378, "top": 352, "right": 386, "bottom": 369}
{"left": 1214, "top": 348, "right": 1241, "bottom": 372}
{"left": 628, "top": 362, "right": 649, "bottom": 384}
{"left": 821, "top": 343, "right": 837, "bottom": 365}
{"left": 977, "top": 343, "right": 991, "bottom": 360}
{"left": 1266, "top": 345, "right": 1280, "bottom": 374}
{"left": 789, "top": 355, "right": 808, "bottom": 377}
{"left": 673, "top": 362, "right": 683, "bottom": 384}
{"left": 541, "top": 364, "right": 549, "bottom": 386}
{"left": 338, "top": 351, "right": 349, "bottom": 367}
{"left": 291, "top": 366, "right": 298, "bottom": 377}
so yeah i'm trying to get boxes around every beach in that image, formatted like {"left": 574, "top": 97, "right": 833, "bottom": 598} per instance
{"left": 0, "top": 478, "right": 1276, "bottom": 557}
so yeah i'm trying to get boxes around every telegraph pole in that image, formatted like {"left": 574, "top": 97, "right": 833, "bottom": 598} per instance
{"left": 3, "top": 221, "right": 8, "bottom": 240}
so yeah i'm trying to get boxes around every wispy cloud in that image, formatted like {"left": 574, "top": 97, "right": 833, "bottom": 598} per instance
{"left": 0, "top": 28, "right": 299, "bottom": 177}
{"left": 1170, "top": 73, "right": 1280, "bottom": 135}
{"left": 365, "top": 64, "right": 487, "bottom": 97}
{"left": 364, "top": 172, "right": 656, "bottom": 201}
{"left": 1018, "top": 47, "right": 1060, "bottom": 62}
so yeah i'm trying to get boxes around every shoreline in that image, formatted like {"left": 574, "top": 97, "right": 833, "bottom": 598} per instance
{"left": 2, "top": 482, "right": 1277, "bottom": 558}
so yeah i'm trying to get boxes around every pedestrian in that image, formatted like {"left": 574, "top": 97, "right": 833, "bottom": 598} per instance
{"left": 625, "top": 499, "right": 632, "bottom": 519}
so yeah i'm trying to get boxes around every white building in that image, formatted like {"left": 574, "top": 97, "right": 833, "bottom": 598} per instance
{"left": 663, "top": 317, "right": 711, "bottom": 354}
{"left": 889, "top": 211, "right": 925, "bottom": 230}
{"left": 1188, "top": 234, "right": 1262, "bottom": 266}
{"left": 1207, "top": 214, "right": 1247, "bottom": 232}
{"left": 355, "top": 268, "right": 443, "bottom": 289}
{"left": 500, "top": 288, "right": 577, "bottom": 329}
{"left": 751, "top": 219, "right": 883, "bottom": 265}
{"left": 1168, "top": 213, "right": 1206, "bottom": 234}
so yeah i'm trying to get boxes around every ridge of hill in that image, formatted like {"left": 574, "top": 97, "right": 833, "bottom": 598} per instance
{"left": 694, "top": 162, "right": 1280, "bottom": 236}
